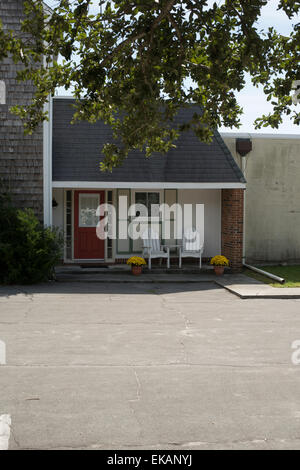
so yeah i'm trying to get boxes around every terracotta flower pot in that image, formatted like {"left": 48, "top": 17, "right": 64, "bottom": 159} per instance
{"left": 214, "top": 266, "right": 225, "bottom": 276}
{"left": 131, "top": 265, "right": 142, "bottom": 276}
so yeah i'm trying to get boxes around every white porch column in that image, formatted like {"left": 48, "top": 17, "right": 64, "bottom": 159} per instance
{"left": 43, "top": 95, "right": 53, "bottom": 226}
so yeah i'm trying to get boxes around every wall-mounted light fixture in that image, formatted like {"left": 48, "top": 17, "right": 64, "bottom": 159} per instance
{"left": 52, "top": 198, "right": 58, "bottom": 208}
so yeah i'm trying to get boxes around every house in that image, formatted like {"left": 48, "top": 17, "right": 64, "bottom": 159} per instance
{"left": 51, "top": 98, "right": 246, "bottom": 270}
{"left": 2, "top": 1, "right": 299, "bottom": 271}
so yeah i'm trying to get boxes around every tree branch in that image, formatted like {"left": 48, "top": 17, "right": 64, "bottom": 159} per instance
{"left": 100, "top": 0, "right": 177, "bottom": 67}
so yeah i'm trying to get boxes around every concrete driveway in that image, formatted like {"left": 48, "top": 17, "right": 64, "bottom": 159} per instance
{"left": 1, "top": 281, "right": 300, "bottom": 450}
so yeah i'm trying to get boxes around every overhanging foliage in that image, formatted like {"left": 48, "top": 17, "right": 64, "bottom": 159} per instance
{"left": 0, "top": 0, "right": 299, "bottom": 170}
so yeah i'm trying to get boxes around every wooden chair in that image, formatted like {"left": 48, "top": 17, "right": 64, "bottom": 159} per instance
{"left": 178, "top": 227, "right": 204, "bottom": 269}
{"left": 142, "top": 229, "right": 170, "bottom": 270}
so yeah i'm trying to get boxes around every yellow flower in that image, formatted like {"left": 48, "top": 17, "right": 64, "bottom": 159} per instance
{"left": 210, "top": 255, "right": 229, "bottom": 266}
{"left": 127, "top": 256, "right": 147, "bottom": 266}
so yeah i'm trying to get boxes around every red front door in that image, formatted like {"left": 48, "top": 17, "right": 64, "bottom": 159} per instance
{"left": 74, "top": 190, "right": 105, "bottom": 259}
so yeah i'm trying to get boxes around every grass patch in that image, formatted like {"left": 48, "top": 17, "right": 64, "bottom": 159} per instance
{"left": 244, "top": 265, "right": 300, "bottom": 287}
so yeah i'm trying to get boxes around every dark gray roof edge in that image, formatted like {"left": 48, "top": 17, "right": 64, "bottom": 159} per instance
{"left": 213, "top": 129, "right": 247, "bottom": 184}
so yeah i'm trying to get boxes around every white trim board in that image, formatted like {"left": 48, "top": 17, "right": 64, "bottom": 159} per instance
{"left": 220, "top": 132, "right": 300, "bottom": 140}
{"left": 53, "top": 182, "right": 246, "bottom": 189}
{"left": 43, "top": 95, "right": 53, "bottom": 226}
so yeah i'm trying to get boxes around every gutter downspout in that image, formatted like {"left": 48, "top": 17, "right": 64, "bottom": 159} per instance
{"left": 243, "top": 263, "right": 285, "bottom": 284}
{"left": 235, "top": 137, "right": 252, "bottom": 265}
{"left": 241, "top": 156, "right": 246, "bottom": 265}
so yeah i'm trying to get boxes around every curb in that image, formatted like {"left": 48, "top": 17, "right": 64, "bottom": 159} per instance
{"left": 215, "top": 282, "right": 300, "bottom": 299}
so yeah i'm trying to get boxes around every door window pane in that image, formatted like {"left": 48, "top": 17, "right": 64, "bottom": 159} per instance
{"left": 79, "top": 194, "right": 99, "bottom": 227}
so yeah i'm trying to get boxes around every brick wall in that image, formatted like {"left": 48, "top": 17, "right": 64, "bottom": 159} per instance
{"left": 0, "top": 0, "right": 43, "bottom": 221}
{"left": 221, "top": 189, "right": 244, "bottom": 271}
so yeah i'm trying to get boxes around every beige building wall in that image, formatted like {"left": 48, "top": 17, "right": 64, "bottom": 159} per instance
{"left": 222, "top": 134, "right": 300, "bottom": 264}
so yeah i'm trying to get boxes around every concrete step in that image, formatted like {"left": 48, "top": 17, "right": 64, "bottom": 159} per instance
{"left": 55, "top": 264, "right": 221, "bottom": 276}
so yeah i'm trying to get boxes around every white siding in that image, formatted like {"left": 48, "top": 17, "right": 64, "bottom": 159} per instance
{"left": 178, "top": 189, "right": 221, "bottom": 257}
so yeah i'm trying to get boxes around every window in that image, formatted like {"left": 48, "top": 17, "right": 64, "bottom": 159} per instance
{"left": 135, "top": 192, "right": 160, "bottom": 217}
{"left": 131, "top": 192, "right": 161, "bottom": 252}
{"left": 79, "top": 193, "right": 99, "bottom": 227}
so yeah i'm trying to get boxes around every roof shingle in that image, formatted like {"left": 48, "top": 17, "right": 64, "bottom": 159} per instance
{"left": 52, "top": 98, "right": 246, "bottom": 184}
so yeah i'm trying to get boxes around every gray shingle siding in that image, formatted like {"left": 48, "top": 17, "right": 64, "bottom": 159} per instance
{"left": 52, "top": 98, "right": 246, "bottom": 184}
{"left": 0, "top": 0, "right": 44, "bottom": 220}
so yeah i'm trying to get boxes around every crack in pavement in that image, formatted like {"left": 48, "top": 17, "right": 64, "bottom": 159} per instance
{"left": 131, "top": 370, "right": 142, "bottom": 403}
{"left": 160, "top": 296, "right": 190, "bottom": 365}
{"left": 128, "top": 369, "right": 143, "bottom": 442}
{"left": 10, "top": 424, "right": 21, "bottom": 449}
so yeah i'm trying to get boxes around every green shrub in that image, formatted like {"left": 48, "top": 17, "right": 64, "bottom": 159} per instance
{"left": 0, "top": 196, "right": 63, "bottom": 284}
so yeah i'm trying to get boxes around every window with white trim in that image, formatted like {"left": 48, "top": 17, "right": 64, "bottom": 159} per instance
{"left": 134, "top": 192, "right": 160, "bottom": 217}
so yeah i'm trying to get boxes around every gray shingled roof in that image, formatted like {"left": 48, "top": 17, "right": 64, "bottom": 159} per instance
{"left": 52, "top": 98, "right": 246, "bottom": 184}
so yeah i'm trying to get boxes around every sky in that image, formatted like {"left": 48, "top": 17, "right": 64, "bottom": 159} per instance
{"left": 45, "top": 0, "right": 300, "bottom": 134}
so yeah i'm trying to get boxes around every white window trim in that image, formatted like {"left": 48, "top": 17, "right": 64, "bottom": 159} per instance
{"left": 133, "top": 189, "right": 161, "bottom": 219}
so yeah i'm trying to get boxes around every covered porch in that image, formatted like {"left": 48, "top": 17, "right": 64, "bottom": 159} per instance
{"left": 52, "top": 183, "right": 244, "bottom": 270}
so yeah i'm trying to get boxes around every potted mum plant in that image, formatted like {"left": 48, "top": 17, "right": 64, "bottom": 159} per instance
{"left": 210, "top": 255, "right": 229, "bottom": 275}
{"left": 127, "top": 256, "right": 147, "bottom": 276}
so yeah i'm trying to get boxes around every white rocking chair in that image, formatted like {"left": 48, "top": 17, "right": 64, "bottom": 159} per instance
{"left": 142, "top": 229, "right": 170, "bottom": 270}
{"left": 178, "top": 227, "right": 204, "bottom": 269}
